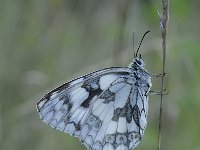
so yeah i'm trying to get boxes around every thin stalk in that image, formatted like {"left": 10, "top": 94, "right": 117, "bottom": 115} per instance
{"left": 157, "top": 0, "right": 169, "bottom": 150}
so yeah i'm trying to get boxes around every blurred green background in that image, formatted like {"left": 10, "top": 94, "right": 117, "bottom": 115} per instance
{"left": 0, "top": 0, "right": 200, "bottom": 150}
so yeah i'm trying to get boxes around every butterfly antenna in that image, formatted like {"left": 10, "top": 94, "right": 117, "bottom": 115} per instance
{"left": 135, "top": 30, "right": 150, "bottom": 57}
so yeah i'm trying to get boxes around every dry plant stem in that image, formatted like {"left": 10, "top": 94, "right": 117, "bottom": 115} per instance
{"left": 158, "top": 0, "right": 169, "bottom": 150}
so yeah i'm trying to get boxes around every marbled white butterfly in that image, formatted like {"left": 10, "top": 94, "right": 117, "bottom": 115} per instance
{"left": 37, "top": 31, "right": 153, "bottom": 150}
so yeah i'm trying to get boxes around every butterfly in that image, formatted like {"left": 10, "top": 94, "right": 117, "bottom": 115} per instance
{"left": 37, "top": 31, "right": 153, "bottom": 150}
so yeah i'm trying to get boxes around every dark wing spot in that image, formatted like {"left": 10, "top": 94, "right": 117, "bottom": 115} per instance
{"left": 80, "top": 88, "right": 102, "bottom": 108}
{"left": 112, "top": 102, "right": 133, "bottom": 123}
{"left": 125, "top": 102, "right": 133, "bottom": 123}
{"left": 75, "top": 123, "right": 81, "bottom": 131}
{"left": 82, "top": 77, "right": 100, "bottom": 92}
{"left": 80, "top": 77, "right": 102, "bottom": 108}
{"left": 100, "top": 89, "right": 115, "bottom": 104}
{"left": 133, "top": 104, "right": 141, "bottom": 127}
{"left": 112, "top": 108, "right": 121, "bottom": 122}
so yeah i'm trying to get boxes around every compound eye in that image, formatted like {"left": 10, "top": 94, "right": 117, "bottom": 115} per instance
{"left": 135, "top": 59, "right": 142, "bottom": 65}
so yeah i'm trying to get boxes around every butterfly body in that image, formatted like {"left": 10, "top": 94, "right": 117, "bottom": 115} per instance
{"left": 37, "top": 57, "right": 152, "bottom": 150}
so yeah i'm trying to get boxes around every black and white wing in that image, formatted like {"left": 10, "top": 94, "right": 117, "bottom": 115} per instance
{"left": 36, "top": 67, "right": 150, "bottom": 150}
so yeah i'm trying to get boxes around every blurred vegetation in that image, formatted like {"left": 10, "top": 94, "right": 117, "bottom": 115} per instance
{"left": 0, "top": 0, "right": 200, "bottom": 150}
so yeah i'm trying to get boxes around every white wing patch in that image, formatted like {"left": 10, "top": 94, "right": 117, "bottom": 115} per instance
{"left": 37, "top": 67, "right": 151, "bottom": 150}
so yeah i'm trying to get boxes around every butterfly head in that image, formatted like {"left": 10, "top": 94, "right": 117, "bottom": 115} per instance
{"left": 129, "top": 54, "right": 145, "bottom": 70}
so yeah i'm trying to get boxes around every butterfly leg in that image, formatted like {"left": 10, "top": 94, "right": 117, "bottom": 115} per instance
{"left": 148, "top": 89, "right": 169, "bottom": 96}
{"left": 144, "top": 70, "right": 166, "bottom": 78}
{"left": 150, "top": 72, "right": 166, "bottom": 78}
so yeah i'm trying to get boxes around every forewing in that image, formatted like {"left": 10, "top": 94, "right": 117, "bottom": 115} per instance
{"left": 36, "top": 67, "right": 133, "bottom": 148}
